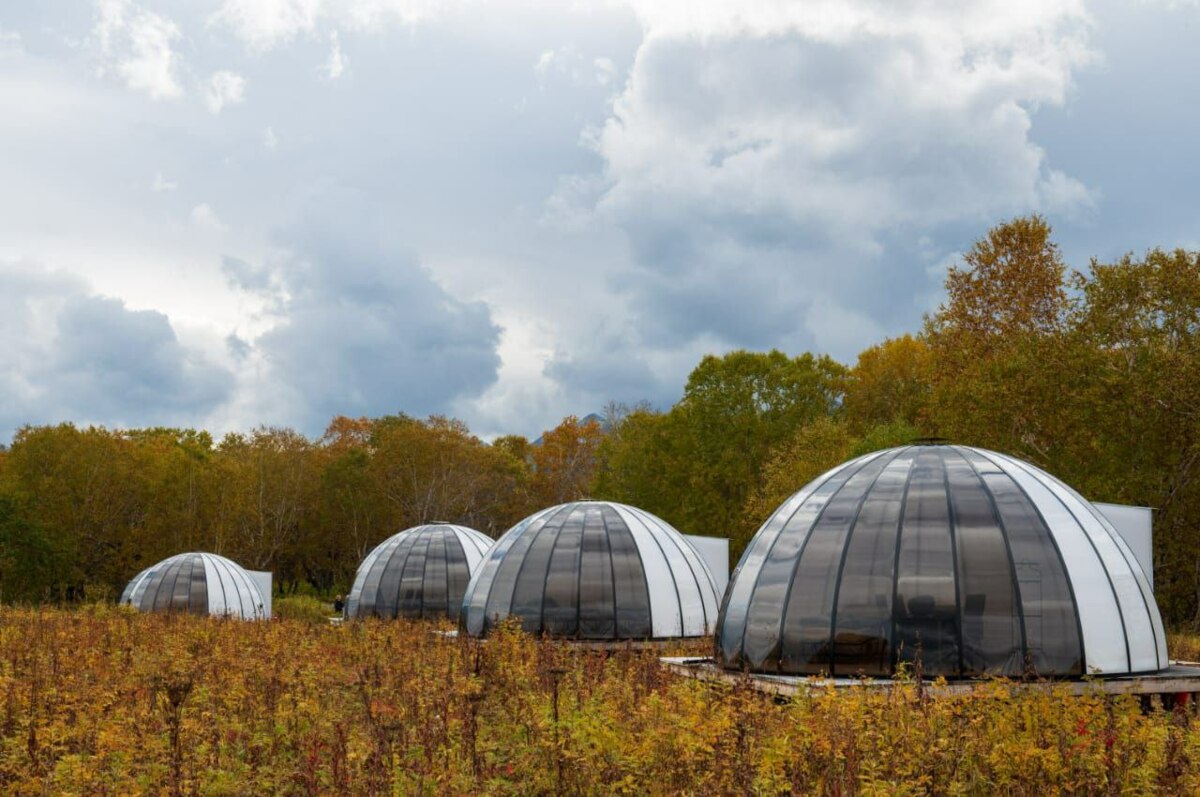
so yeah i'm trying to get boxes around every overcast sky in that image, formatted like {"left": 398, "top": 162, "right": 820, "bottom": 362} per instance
{"left": 1, "top": 0, "right": 1198, "bottom": 442}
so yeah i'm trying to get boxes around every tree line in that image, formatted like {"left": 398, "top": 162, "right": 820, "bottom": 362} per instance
{"left": 4, "top": 216, "right": 1200, "bottom": 627}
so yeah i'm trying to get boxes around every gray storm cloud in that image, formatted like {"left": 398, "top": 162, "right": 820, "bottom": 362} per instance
{"left": 226, "top": 199, "right": 502, "bottom": 434}
{"left": 0, "top": 262, "right": 235, "bottom": 437}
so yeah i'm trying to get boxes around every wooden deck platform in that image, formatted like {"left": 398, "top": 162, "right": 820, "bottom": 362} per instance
{"left": 660, "top": 657, "right": 1200, "bottom": 699}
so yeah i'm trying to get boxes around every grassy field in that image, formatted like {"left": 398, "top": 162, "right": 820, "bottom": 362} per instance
{"left": 2, "top": 607, "right": 1199, "bottom": 795}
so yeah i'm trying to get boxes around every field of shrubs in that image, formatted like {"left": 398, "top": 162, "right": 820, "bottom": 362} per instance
{"left": 2, "top": 606, "right": 1200, "bottom": 795}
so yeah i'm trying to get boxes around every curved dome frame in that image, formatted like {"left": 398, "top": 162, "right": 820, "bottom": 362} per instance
{"left": 121, "top": 552, "right": 266, "bottom": 619}
{"left": 716, "top": 445, "right": 1166, "bottom": 678}
{"left": 462, "top": 500, "right": 720, "bottom": 640}
{"left": 345, "top": 523, "right": 495, "bottom": 620}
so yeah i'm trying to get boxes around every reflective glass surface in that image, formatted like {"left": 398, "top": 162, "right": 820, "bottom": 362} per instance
{"left": 443, "top": 533, "right": 470, "bottom": 620}
{"left": 739, "top": 454, "right": 881, "bottom": 669}
{"left": 543, "top": 509, "right": 585, "bottom": 635}
{"left": 780, "top": 451, "right": 897, "bottom": 674}
{"left": 830, "top": 452, "right": 913, "bottom": 676}
{"left": 960, "top": 452, "right": 1083, "bottom": 676}
{"left": 483, "top": 507, "right": 569, "bottom": 631}
{"left": 944, "top": 450, "right": 1023, "bottom": 675}
{"left": 510, "top": 511, "right": 569, "bottom": 632}
{"left": 893, "top": 450, "right": 961, "bottom": 675}
{"left": 348, "top": 526, "right": 482, "bottom": 620}
{"left": 603, "top": 505, "right": 653, "bottom": 638}
{"left": 718, "top": 445, "right": 1098, "bottom": 678}
{"left": 577, "top": 504, "right": 616, "bottom": 638}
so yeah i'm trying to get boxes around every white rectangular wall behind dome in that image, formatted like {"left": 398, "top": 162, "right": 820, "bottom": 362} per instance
{"left": 1093, "top": 503, "right": 1154, "bottom": 588}
{"left": 248, "top": 571, "right": 273, "bottom": 617}
{"left": 684, "top": 535, "right": 729, "bottom": 596}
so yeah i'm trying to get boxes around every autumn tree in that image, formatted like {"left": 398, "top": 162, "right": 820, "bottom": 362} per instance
{"left": 368, "top": 415, "right": 524, "bottom": 535}
{"left": 312, "top": 417, "right": 391, "bottom": 588}
{"left": 841, "top": 335, "right": 933, "bottom": 434}
{"left": 925, "top": 215, "right": 1074, "bottom": 458}
{"left": 530, "top": 415, "right": 605, "bottom": 505}
{"left": 214, "top": 427, "right": 319, "bottom": 581}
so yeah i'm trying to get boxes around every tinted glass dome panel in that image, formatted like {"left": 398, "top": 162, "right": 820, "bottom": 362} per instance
{"left": 462, "top": 501, "right": 721, "bottom": 640}
{"left": 715, "top": 445, "right": 1167, "bottom": 678}
{"left": 345, "top": 524, "right": 494, "bottom": 620}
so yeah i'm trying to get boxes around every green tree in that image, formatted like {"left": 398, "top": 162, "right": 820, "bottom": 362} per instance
{"left": 1067, "top": 248, "right": 1200, "bottom": 622}
{"left": 593, "top": 350, "right": 844, "bottom": 557}
{"left": 0, "top": 493, "right": 62, "bottom": 602}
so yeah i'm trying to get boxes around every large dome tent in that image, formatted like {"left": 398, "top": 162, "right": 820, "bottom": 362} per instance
{"left": 462, "top": 500, "right": 720, "bottom": 640}
{"left": 715, "top": 444, "right": 1166, "bottom": 678}
{"left": 344, "top": 523, "right": 495, "bottom": 620}
{"left": 121, "top": 552, "right": 267, "bottom": 620}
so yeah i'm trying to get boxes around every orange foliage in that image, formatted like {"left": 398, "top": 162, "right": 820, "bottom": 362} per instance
{"left": 2, "top": 607, "right": 1200, "bottom": 794}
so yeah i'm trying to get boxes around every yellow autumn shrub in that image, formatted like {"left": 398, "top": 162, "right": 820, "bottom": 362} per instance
{"left": 1, "top": 607, "right": 1199, "bottom": 795}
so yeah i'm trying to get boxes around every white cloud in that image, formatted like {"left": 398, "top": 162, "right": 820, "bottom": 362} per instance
{"left": 151, "top": 171, "right": 177, "bottom": 192}
{"left": 210, "top": 0, "right": 322, "bottom": 52}
{"left": 533, "top": 44, "right": 602, "bottom": 87}
{"left": 91, "top": 0, "right": 184, "bottom": 100}
{"left": 323, "top": 30, "right": 348, "bottom": 79}
{"left": 204, "top": 70, "right": 247, "bottom": 113}
{"left": 0, "top": 25, "right": 22, "bottom": 57}
{"left": 211, "top": 0, "right": 454, "bottom": 52}
{"left": 593, "top": 56, "right": 616, "bottom": 86}
{"left": 586, "top": 1, "right": 1096, "bottom": 239}
{"left": 189, "top": 203, "right": 229, "bottom": 232}
{"left": 263, "top": 126, "right": 279, "bottom": 149}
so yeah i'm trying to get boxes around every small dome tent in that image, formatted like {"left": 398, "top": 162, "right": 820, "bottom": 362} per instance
{"left": 121, "top": 552, "right": 266, "bottom": 619}
{"left": 344, "top": 523, "right": 495, "bottom": 620}
{"left": 462, "top": 501, "right": 721, "bottom": 640}
{"left": 715, "top": 445, "right": 1168, "bottom": 678}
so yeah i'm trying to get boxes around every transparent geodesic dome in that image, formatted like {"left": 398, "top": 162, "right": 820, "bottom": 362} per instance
{"left": 121, "top": 552, "right": 266, "bottom": 620}
{"left": 345, "top": 524, "right": 495, "bottom": 620}
{"left": 462, "top": 501, "right": 720, "bottom": 640}
{"left": 716, "top": 445, "right": 1167, "bottom": 678}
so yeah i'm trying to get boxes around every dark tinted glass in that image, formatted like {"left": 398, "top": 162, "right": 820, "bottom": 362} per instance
{"left": 740, "top": 454, "right": 881, "bottom": 669}
{"left": 443, "top": 534, "right": 470, "bottom": 620}
{"left": 945, "top": 451, "right": 1023, "bottom": 675}
{"left": 153, "top": 558, "right": 185, "bottom": 612}
{"left": 543, "top": 510, "right": 585, "bottom": 635}
{"left": 831, "top": 451, "right": 914, "bottom": 676}
{"left": 604, "top": 505, "right": 652, "bottom": 638}
{"left": 398, "top": 533, "right": 432, "bottom": 616}
{"left": 171, "top": 556, "right": 194, "bottom": 611}
{"left": 137, "top": 562, "right": 168, "bottom": 611}
{"left": 372, "top": 535, "right": 418, "bottom": 618}
{"left": 510, "top": 511, "right": 568, "bottom": 633}
{"left": 960, "top": 449, "right": 1083, "bottom": 675}
{"left": 188, "top": 556, "right": 208, "bottom": 615}
{"left": 483, "top": 507, "right": 569, "bottom": 632}
{"left": 421, "top": 531, "right": 449, "bottom": 619}
{"left": 780, "top": 452, "right": 897, "bottom": 674}
{"left": 893, "top": 450, "right": 961, "bottom": 676}
{"left": 578, "top": 505, "right": 616, "bottom": 639}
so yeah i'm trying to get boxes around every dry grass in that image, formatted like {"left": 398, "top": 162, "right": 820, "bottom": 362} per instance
{"left": 1, "top": 606, "right": 1199, "bottom": 795}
